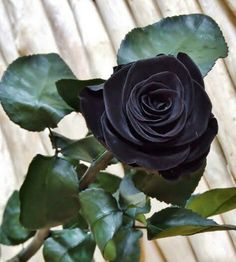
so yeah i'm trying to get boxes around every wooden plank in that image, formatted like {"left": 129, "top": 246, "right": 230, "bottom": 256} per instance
{"left": 0, "top": 0, "right": 18, "bottom": 64}
{"left": 126, "top": 0, "right": 162, "bottom": 26}
{"left": 198, "top": 0, "right": 236, "bottom": 89}
{"left": 95, "top": 0, "right": 135, "bottom": 50}
{"left": 3, "top": 0, "right": 58, "bottom": 55}
{"left": 68, "top": 0, "right": 116, "bottom": 79}
{"left": 41, "top": 0, "right": 91, "bottom": 78}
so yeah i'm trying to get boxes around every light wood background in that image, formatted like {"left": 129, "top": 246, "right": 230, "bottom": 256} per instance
{"left": 0, "top": 0, "right": 236, "bottom": 261}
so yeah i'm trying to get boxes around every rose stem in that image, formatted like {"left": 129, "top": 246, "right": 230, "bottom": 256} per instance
{"left": 7, "top": 228, "right": 50, "bottom": 262}
{"left": 8, "top": 150, "right": 113, "bottom": 261}
{"left": 80, "top": 150, "right": 114, "bottom": 190}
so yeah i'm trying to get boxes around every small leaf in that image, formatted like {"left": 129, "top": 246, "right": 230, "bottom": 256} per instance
{"left": 43, "top": 228, "right": 95, "bottom": 262}
{"left": 0, "top": 54, "right": 74, "bottom": 131}
{"left": 61, "top": 135, "right": 106, "bottom": 163}
{"left": 57, "top": 78, "right": 105, "bottom": 111}
{"left": 79, "top": 188, "right": 122, "bottom": 258}
{"left": 119, "top": 175, "right": 150, "bottom": 219}
{"left": 90, "top": 172, "right": 122, "bottom": 194}
{"left": 132, "top": 161, "right": 206, "bottom": 206}
{"left": 117, "top": 14, "right": 228, "bottom": 76}
{"left": 186, "top": 187, "right": 236, "bottom": 217}
{"left": 147, "top": 207, "right": 236, "bottom": 240}
{"left": 0, "top": 191, "right": 35, "bottom": 245}
{"left": 112, "top": 228, "right": 142, "bottom": 262}
{"left": 49, "top": 131, "right": 74, "bottom": 150}
{"left": 120, "top": 175, "right": 147, "bottom": 209}
{"left": 20, "top": 155, "right": 79, "bottom": 229}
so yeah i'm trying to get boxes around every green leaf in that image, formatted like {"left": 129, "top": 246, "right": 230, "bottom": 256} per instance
{"left": 57, "top": 78, "right": 105, "bottom": 111}
{"left": 120, "top": 175, "right": 147, "bottom": 209}
{"left": 132, "top": 161, "right": 206, "bottom": 206}
{"left": 112, "top": 228, "right": 142, "bottom": 262}
{"left": 90, "top": 172, "right": 122, "bottom": 194}
{"left": 20, "top": 155, "right": 79, "bottom": 229}
{"left": 43, "top": 229, "right": 95, "bottom": 262}
{"left": 63, "top": 212, "right": 88, "bottom": 230}
{"left": 119, "top": 175, "right": 150, "bottom": 219}
{"left": 79, "top": 188, "right": 122, "bottom": 259}
{"left": 0, "top": 54, "right": 74, "bottom": 131}
{"left": 117, "top": 14, "right": 228, "bottom": 76}
{"left": 0, "top": 191, "right": 35, "bottom": 245}
{"left": 147, "top": 207, "right": 236, "bottom": 240}
{"left": 186, "top": 187, "right": 236, "bottom": 217}
{"left": 61, "top": 135, "right": 106, "bottom": 163}
{"left": 49, "top": 131, "right": 75, "bottom": 151}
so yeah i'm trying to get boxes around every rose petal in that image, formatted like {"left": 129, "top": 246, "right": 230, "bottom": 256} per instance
{"left": 177, "top": 52, "right": 204, "bottom": 88}
{"left": 173, "top": 81, "right": 212, "bottom": 146}
{"left": 101, "top": 113, "right": 190, "bottom": 171}
{"left": 103, "top": 63, "right": 142, "bottom": 145}
{"left": 185, "top": 116, "right": 218, "bottom": 163}
{"left": 122, "top": 56, "right": 194, "bottom": 114}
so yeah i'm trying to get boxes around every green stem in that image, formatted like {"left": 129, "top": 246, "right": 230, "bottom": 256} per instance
{"left": 7, "top": 228, "right": 50, "bottom": 262}
{"left": 80, "top": 150, "right": 114, "bottom": 190}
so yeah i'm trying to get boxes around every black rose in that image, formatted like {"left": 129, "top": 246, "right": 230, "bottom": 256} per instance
{"left": 80, "top": 53, "right": 218, "bottom": 177}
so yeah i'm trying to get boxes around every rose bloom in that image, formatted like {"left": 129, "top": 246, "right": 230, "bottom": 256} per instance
{"left": 80, "top": 53, "right": 217, "bottom": 178}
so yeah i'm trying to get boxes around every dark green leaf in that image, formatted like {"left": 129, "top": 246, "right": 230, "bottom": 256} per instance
{"left": 90, "top": 172, "right": 121, "bottom": 194}
{"left": 49, "top": 131, "right": 74, "bottom": 150}
{"left": 20, "top": 155, "right": 79, "bottom": 229}
{"left": 119, "top": 175, "right": 150, "bottom": 219}
{"left": 49, "top": 132, "right": 115, "bottom": 166}
{"left": 147, "top": 207, "right": 236, "bottom": 240}
{"left": 79, "top": 189, "right": 122, "bottom": 260}
{"left": 133, "top": 162, "right": 206, "bottom": 205}
{"left": 61, "top": 135, "right": 106, "bottom": 163}
{"left": 56, "top": 78, "right": 105, "bottom": 111}
{"left": 132, "top": 161, "right": 206, "bottom": 206}
{"left": 120, "top": 175, "right": 147, "bottom": 209}
{"left": 43, "top": 229, "right": 95, "bottom": 262}
{"left": 63, "top": 212, "right": 88, "bottom": 230}
{"left": 0, "top": 191, "right": 35, "bottom": 245}
{"left": 186, "top": 187, "right": 236, "bottom": 217}
{"left": 117, "top": 14, "right": 228, "bottom": 76}
{"left": 0, "top": 54, "right": 74, "bottom": 131}
{"left": 112, "top": 228, "right": 142, "bottom": 262}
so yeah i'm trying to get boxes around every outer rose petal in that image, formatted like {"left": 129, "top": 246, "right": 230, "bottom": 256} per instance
{"left": 103, "top": 63, "right": 142, "bottom": 145}
{"left": 80, "top": 86, "right": 105, "bottom": 140}
{"left": 185, "top": 116, "right": 218, "bottom": 163}
{"left": 101, "top": 113, "right": 190, "bottom": 171}
{"left": 172, "top": 81, "right": 212, "bottom": 146}
{"left": 177, "top": 52, "right": 204, "bottom": 88}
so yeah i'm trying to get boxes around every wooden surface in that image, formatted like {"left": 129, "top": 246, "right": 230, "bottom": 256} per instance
{"left": 0, "top": 0, "right": 236, "bottom": 261}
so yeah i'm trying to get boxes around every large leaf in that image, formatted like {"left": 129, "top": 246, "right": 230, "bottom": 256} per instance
{"left": 43, "top": 228, "right": 95, "bottom": 262}
{"left": 0, "top": 191, "right": 35, "bottom": 245}
{"left": 57, "top": 78, "right": 105, "bottom": 111}
{"left": 0, "top": 54, "right": 74, "bottom": 131}
{"left": 61, "top": 135, "right": 106, "bottom": 163}
{"left": 20, "top": 155, "right": 79, "bottom": 229}
{"left": 79, "top": 188, "right": 122, "bottom": 260}
{"left": 186, "top": 188, "right": 236, "bottom": 217}
{"left": 147, "top": 207, "right": 236, "bottom": 240}
{"left": 112, "top": 228, "right": 142, "bottom": 262}
{"left": 132, "top": 161, "right": 206, "bottom": 206}
{"left": 117, "top": 14, "right": 228, "bottom": 76}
